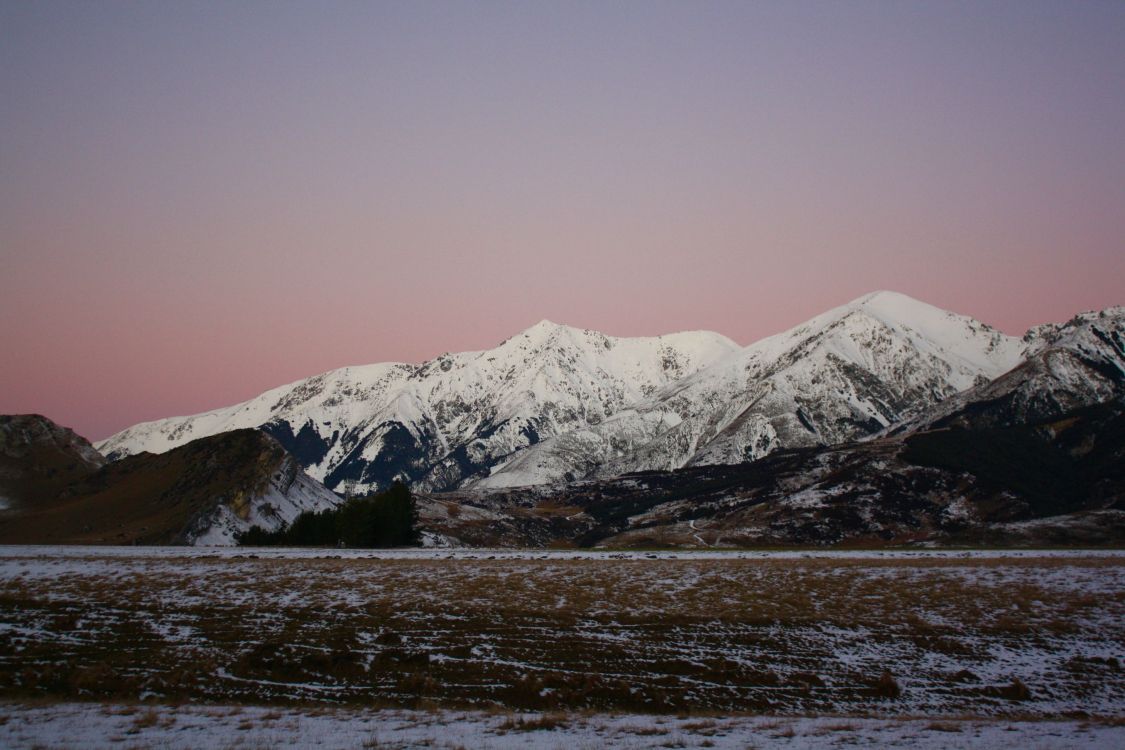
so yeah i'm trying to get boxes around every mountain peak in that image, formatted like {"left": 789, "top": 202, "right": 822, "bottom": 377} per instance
{"left": 0, "top": 414, "right": 105, "bottom": 469}
{"left": 851, "top": 289, "right": 912, "bottom": 305}
{"left": 513, "top": 318, "right": 590, "bottom": 346}
{"left": 524, "top": 318, "right": 564, "bottom": 333}
{"left": 847, "top": 290, "right": 940, "bottom": 317}
{"left": 839, "top": 290, "right": 999, "bottom": 335}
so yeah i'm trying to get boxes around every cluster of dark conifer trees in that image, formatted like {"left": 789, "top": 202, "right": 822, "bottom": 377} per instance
{"left": 236, "top": 482, "right": 418, "bottom": 547}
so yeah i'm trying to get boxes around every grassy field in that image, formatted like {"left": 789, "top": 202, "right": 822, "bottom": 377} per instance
{"left": 0, "top": 549, "right": 1122, "bottom": 718}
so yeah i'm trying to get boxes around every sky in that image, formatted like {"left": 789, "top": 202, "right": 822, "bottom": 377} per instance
{"left": 2, "top": 1, "right": 1123, "bottom": 441}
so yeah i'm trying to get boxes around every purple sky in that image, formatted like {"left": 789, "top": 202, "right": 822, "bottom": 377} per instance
{"left": 2, "top": 1, "right": 1123, "bottom": 441}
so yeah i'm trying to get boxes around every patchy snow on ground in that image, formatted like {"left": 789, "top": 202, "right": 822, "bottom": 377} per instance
{"left": 0, "top": 703, "right": 1122, "bottom": 749}
{"left": 1, "top": 544, "right": 1122, "bottom": 561}
{"left": 2, "top": 548, "right": 1123, "bottom": 720}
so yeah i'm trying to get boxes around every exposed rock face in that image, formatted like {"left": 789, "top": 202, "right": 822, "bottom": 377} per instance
{"left": 894, "top": 306, "right": 1125, "bottom": 433}
{"left": 4, "top": 302, "right": 1123, "bottom": 549}
{"left": 425, "top": 309, "right": 1125, "bottom": 548}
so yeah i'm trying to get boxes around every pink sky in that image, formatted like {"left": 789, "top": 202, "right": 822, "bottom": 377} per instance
{"left": 2, "top": 2, "right": 1123, "bottom": 440}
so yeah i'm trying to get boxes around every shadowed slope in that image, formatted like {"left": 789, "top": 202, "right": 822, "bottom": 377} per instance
{"left": 0, "top": 427, "right": 340, "bottom": 545}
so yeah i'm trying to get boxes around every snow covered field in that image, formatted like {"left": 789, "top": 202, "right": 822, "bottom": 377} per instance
{"left": 0, "top": 548, "right": 1122, "bottom": 746}
{"left": 1, "top": 703, "right": 1122, "bottom": 749}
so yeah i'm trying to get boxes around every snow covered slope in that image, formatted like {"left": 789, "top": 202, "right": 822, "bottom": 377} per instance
{"left": 98, "top": 323, "right": 740, "bottom": 494}
{"left": 186, "top": 435, "right": 344, "bottom": 546}
{"left": 471, "top": 292, "right": 1025, "bottom": 487}
{"left": 893, "top": 306, "right": 1125, "bottom": 433}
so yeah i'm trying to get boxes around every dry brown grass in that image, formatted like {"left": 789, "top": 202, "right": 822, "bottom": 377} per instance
{"left": 132, "top": 709, "right": 160, "bottom": 727}
{"left": 0, "top": 553, "right": 1121, "bottom": 716}
{"left": 924, "top": 721, "right": 963, "bottom": 732}
{"left": 875, "top": 670, "right": 902, "bottom": 698}
{"left": 495, "top": 712, "right": 569, "bottom": 731}
{"left": 618, "top": 724, "right": 668, "bottom": 736}
{"left": 771, "top": 723, "right": 797, "bottom": 738}
{"left": 818, "top": 721, "right": 859, "bottom": 732}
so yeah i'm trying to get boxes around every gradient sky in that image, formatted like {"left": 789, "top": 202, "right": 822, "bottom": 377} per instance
{"left": 2, "top": 1, "right": 1124, "bottom": 441}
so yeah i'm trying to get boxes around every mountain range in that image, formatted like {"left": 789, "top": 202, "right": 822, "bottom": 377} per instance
{"left": 3, "top": 291, "right": 1122, "bottom": 546}
{"left": 99, "top": 318, "right": 741, "bottom": 495}
{"left": 99, "top": 291, "right": 1042, "bottom": 494}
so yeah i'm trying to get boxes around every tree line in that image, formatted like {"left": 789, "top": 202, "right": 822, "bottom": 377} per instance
{"left": 236, "top": 481, "right": 419, "bottom": 547}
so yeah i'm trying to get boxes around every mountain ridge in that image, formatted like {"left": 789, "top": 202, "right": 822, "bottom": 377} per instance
{"left": 3, "top": 296, "right": 1122, "bottom": 548}
{"left": 98, "top": 320, "right": 742, "bottom": 493}
{"left": 0, "top": 414, "right": 106, "bottom": 511}
{"left": 469, "top": 291, "right": 1026, "bottom": 488}
{"left": 97, "top": 292, "right": 1119, "bottom": 497}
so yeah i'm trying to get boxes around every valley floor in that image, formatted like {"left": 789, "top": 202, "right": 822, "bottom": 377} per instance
{"left": 0, "top": 548, "right": 1122, "bottom": 746}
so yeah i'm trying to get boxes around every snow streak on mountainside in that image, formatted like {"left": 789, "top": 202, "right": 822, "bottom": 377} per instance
{"left": 98, "top": 323, "right": 740, "bottom": 494}
{"left": 471, "top": 292, "right": 1025, "bottom": 488}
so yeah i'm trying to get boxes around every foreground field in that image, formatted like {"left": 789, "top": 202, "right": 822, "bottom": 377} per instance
{"left": 2, "top": 703, "right": 1124, "bottom": 749}
{"left": 0, "top": 549, "right": 1122, "bottom": 727}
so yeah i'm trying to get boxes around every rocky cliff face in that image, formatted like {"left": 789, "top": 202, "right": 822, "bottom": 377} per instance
{"left": 4, "top": 301, "right": 1122, "bottom": 549}
{"left": 422, "top": 399, "right": 1125, "bottom": 549}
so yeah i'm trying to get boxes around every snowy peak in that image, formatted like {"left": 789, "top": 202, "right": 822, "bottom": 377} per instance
{"left": 498, "top": 319, "right": 739, "bottom": 366}
{"left": 515, "top": 318, "right": 569, "bottom": 340}
{"left": 850, "top": 289, "right": 946, "bottom": 316}
{"left": 1024, "top": 306, "right": 1125, "bottom": 356}
{"left": 496, "top": 319, "right": 600, "bottom": 354}
{"left": 788, "top": 291, "right": 1021, "bottom": 375}
{"left": 678, "top": 290, "right": 1023, "bottom": 407}
{"left": 471, "top": 292, "right": 1028, "bottom": 489}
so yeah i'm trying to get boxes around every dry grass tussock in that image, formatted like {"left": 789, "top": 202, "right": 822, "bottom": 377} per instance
{"left": 0, "top": 553, "right": 1121, "bottom": 715}
{"left": 495, "top": 712, "right": 569, "bottom": 732}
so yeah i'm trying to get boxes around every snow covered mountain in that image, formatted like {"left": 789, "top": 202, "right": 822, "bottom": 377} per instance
{"left": 471, "top": 292, "right": 1025, "bottom": 487}
{"left": 98, "top": 323, "right": 740, "bottom": 494}
{"left": 100, "top": 292, "right": 1115, "bottom": 494}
